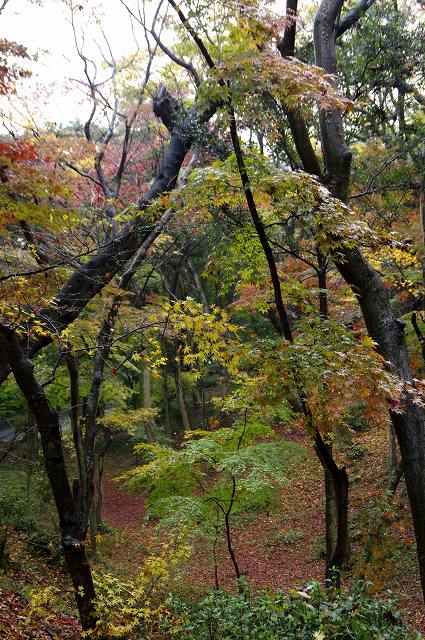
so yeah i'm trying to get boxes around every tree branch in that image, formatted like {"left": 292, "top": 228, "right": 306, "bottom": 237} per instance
{"left": 0, "top": 89, "right": 217, "bottom": 385}
{"left": 336, "top": 0, "right": 377, "bottom": 38}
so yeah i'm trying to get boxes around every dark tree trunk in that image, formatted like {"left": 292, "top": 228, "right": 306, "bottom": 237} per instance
{"left": 163, "top": 370, "right": 172, "bottom": 439}
{"left": 25, "top": 410, "right": 38, "bottom": 493}
{"left": 314, "top": 433, "right": 349, "bottom": 582}
{"left": 89, "top": 427, "right": 111, "bottom": 558}
{"left": 389, "top": 459, "right": 404, "bottom": 496}
{"left": 388, "top": 422, "right": 399, "bottom": 483}
{"left": 0, "top": 529, "right": 7, "bottom": 564}
{"left": 95, "top": 428, "right": 111, "bottom": 530}
{"left": 324, "top": 466, "right": 337, "bottom": 567}
{"left": 420, "top": 182, "right": 425, "bottom": 287}
{"left": 0, "top": 90, "right": 217, "bottom": 386}
{"left": 317, "top": 248, "right": 329, "bottom": 318}
{"left": 315, "top": 250, "right": 350, "bottom": 574}
{"left": 141, "top": 365, "right": 156, "bottom": 443}
{"left": 186, "top": 257, "right": 210, "bottom": 313}
{"left": 174, "top": 357, "right": 191, "bottom": 432}
{"left": 83, "top": 300, "right": 121, "bottom": 532}
{"left": 66, "top": 352, "right": 86, "bottom": 521}
{"left": 411, "top": 312, "right": 425, "bottom": 364}
{"left": 0, "top": 325, "right": 98, "bottom": 633}
{"left": 333, "top": 225, "right": 425, "bottom": 600}
{"left": 276, "top": 0, "right": 350, "bottom": 580}
{"left": 313, "top": 0, "right": 425, "bottom": 599}
{"left": 225, "top": 477, "right": 241, "bottom": 581}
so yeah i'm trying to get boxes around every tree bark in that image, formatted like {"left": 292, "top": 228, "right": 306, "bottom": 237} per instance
{"left": 0, "top": 89, "right": 217, "bottom": 386}
{"left": 225, "top": 477, "right": 241, "bottom": 580}
{"left": 0, "top": 529, "right": 6, "bottom": 565}
{"left": 317, "top": 248, "right": 329, "bottom": 318}
{"left": 313, "top": 0, "right": 425, "bottom": 599}
{"left": 314, "top": 432, "right": 349, "bottom": 583}
{"left": 95, "top": 427, "right": 111, "bottom": 530}
{"left": 83, "top": 301, "right": 121, "bottom": 533}
{"left": 25, "top": 410, "right": 38, "bottom": 493}
{"left": 175, "top": 357, "right": 191, "bottom": 432}
{"left": 66, "top": 352, "right": 86, "bottom": 521}
{"left": 0, "top": 324, "right": 98, "bottom": 633}
{"left": 388, "top": 422, "right": 399, "bottom": 482}
{"left": 420, "top": 181, "right": 425, "bottom": 287}
{"left": 389, "top": 459, "right": 404, "bottom": 496}
{"left": 142, "top": 365, "right": 156, "bottom": 443}
{"left": 411, "top": 313, "right": 425, "bottom": 363}
{"left": 163, "top": 370, "right": 172, "bottom": 439}
{"left": 186, "top": 257, "right": 210, "bottom": 313}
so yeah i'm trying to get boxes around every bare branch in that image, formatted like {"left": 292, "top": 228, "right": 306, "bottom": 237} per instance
{"left": 0, "top": 0, "right": 11, "bottom": 17}
{"left": 336, "top": 0, "right": 377, "bottom": 38}
{"left": 65, "top": 162, "right": 102, "bottom": 186}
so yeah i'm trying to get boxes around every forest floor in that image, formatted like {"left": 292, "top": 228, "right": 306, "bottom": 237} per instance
{"left": 99, "top": 420, "right": 425, "bottom": 634}
{"left": 1, "top": 419, "right": 425, "bottom": 638}
{"left": 0, "top": 587, "right": 81, "bottom": 640}
{"left": 101, "top": 424, "right": 325, "bottom": 593}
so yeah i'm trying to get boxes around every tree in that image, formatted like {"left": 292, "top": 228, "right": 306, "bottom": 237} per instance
{"left": 122, "top": 416, "right": 303, "bottom": 584}
{"left": 158, "top": 0, "right": 425, "bottom": 596}
{"left": 312, "top": 0, "right": 425, "bottom": 599}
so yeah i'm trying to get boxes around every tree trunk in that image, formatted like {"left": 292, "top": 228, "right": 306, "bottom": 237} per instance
{"left": 89, "top": 426, "right": 111, "bottom": 558}
{"left": 411, "top": 313, "right": 425, "bottom": 363}
{"left": 201, "top": 385, "right": 208, "bottom": 428}
{"left": 187, "top": 257, "right": 210, "bottom": 312}
{"left": 389, "top": 459, "right": 404, "bottom": 496}
{"left": 142, "top": 365, "right": 156, "bottom": 443}
{"left": 89, "top": 503, "right": 98, "bottom": 559}
{"left": 175, "top": 359, "right": 191, "bottom": 431}
{"left": 335, "top": 244, "right": 425, "bottom": 598}
{"left": 25, "top": 410, "right": 38, "bottom": 493}
{"left": 317, "top": 249, "right": 328, "bottom": 318}
{"left": 95, "top": 431, "right": 110, "bottom": 530}
{"left": 325, "top": 467, "right": 337, "bottom": 567}
{"left": 314, "top": 432, "right": 349, "bottom": 582}
{"left": 0, "top": 529, "right": 7, "bottom": 564}
{"left": 0, "top": 325, "right": 98, "bottom": 633}
{"left": 66, "top": 352, "right": 86, "bottom": 521}
{"left": 163, "top": 370, "right": 172, "bottom": 439}
{"left": 314, "top": 0, "right": 425, "bottom": 599}
{"left": 225, "top": 477, "right": 241, "bottom": 581}
{"left": 388, "top": 422, "right": 399, "bottom": 481}
{"left": 315, "top": 249, "right": 348, "bottom": 576}
{"left": 420, "top": 181, "right": 425, "bottom": 287}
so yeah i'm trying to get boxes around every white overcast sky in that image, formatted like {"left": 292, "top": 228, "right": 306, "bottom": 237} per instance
{"left": 1, "top": 0, "right": 152, "bottom": 129}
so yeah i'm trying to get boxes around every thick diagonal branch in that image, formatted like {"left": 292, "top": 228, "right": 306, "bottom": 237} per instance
{"left": 0, "top": 89, "right": 216, "bottom": 385}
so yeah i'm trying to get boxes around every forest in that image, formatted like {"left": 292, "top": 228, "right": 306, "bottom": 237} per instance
{"left": 0, "top": 0, "right": 424, "bottom": 637}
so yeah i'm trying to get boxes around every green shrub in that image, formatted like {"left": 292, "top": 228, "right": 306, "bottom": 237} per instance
{"left": 168, "top": 580, "right": 421, "bottom": 640}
